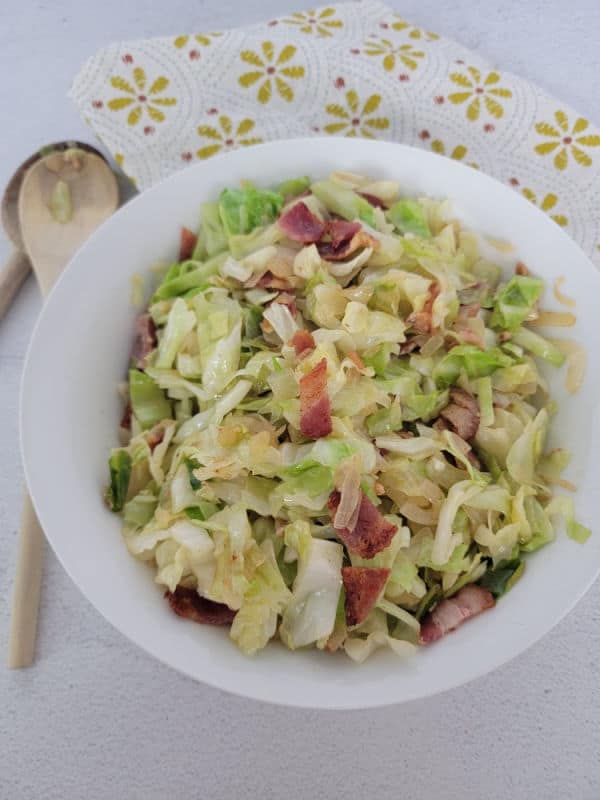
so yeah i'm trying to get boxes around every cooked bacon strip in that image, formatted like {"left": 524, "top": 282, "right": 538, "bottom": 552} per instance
{"left": 515, "top": 261, "right": 530, "bottom": 276}
{"left": 435, "top": 418, "right": 482, "bottom": 469}
{"left": 328, "top": 491, "right": 398, "bottom": 558}
{"left": 358, "top": 191, "right": 387, "bottom": 209}
{"left": 342, "top": 566, "right": 391, "bottom": 626}
{"left": 318, "top": 228, "right": 378, "bottom": 262}
{"left": 290, "top": 329, "right": 316, "bottom": 356}
{"left": 166, "top": 586, "right": 236, "bottom": 626}
{"left": 273, "top": 291, "right": 298, "bottom": 317}
{"left": 327, "top": 219, "right": 361, "bottom": 247}
{"left": 179, "top": 226, "right": 197, "bottom": 261}
{"left": 439, "top": 388, "right": 481, "bottom": 441}
{"left": 278, "top": 201, "right": 326, "bottom": 243}
{"left": 255, "top": 271, "right": 294, "bottom": 290}
{"left": 406, "top": 282, "right": 440, "bottom": 334}
{"left": 399, "top": 337, "right": 422, "bottom": 355}
{"left": 130, "top": 313, "right": 157, "bottom": 369}
{"left": 405, "top": 311, "right": 431, "bottom": 335}
{"left": 146, "top": 423, "right": 165, "bottom": 451}
{"left": 432, "top": 418, "right": 449, "bottom": 433}
{"left": 299, "top": 358, "right": 332, "bottom": 438}
{"left": 419, "top": 585, "right": 494, "bottom": 644}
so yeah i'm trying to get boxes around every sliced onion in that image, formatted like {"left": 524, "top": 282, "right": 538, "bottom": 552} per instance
{"left": 542, "top": 476, "right": 577, "bottom": 492}
{"left": 529, "top": 310, "right": 576, "bottom": 328}
{"left": 399, "top": 501, "right": 439, "bottom": 525}
{"left": 548, "top": 338, "right": 587, "bottom": 394}
{"left": 262, "top": 302, "right": 298, "bottom": 343}
{"left": 266, "top": 247, "right": 297, "bottom": 277}
{"left": 333, "top": 455, "right": 362, "bottom": 530}
{"left": 420, "top": 334, "right": 444, "bottom": 357}
{"left": 553, "top": 276, "right": 576, "bottom": 308}
{"left": 484, "top": 236, "right": 515, "bottom": 253}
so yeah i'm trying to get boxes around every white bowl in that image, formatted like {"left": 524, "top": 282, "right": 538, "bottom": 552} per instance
{"left": 21, "top": 138, "right": 600, "bottom": 709}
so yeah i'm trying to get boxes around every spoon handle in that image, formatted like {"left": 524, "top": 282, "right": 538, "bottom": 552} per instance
{"left": 0, "top": 248, "right": 31, "bottom": 321}
{"left": 7, "top": 495, "right": 45, "bottom": 667}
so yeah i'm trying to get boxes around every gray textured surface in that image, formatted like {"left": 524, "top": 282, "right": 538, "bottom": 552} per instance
{"left": 1, "top": 1, "right": 600, "bottom": 797}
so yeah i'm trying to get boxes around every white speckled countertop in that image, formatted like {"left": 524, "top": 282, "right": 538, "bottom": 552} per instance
{"left": 1, "top": 1, "right": 599, "bottom": 797}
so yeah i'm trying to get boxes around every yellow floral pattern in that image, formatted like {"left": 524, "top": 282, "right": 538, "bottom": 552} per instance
{"left": 73, "top": 0, "right": 600, "bottom": 272}
{"left": 388, "top": 14, "right": 439, "bottom": 40}
{"left": 521, "top": 187, "right": 568, "bottom": 227}
{"left": 197, "top": 116, "right": 263, "bottom": 159}
{"left": 107, "top": 67, "right": 176, "bottom": 125}
{"left": 363, "top": 37, "right": 424, "bottom": 71}
{"left": 238, "top": 41, "right": 305, "bottom": 103}
{"left": 173, "top": 32, "right": 222, "bottom": 48}
{"left": 428, "top": 137, "right": 479, "bottom": 169}
{"left": 324, "top": 90, "right": 389, "bottom": 138}
{"left": 534, "top": 111, "right": 600, "bottom": 170}
{"left": 448, "top": 67, "right": 512, "bottom": 121}
{"left": 114, "top": 153, "right": 137, "bottom": 187}
{"left": 282, "top": 8, "right": 342, "bottom": 36}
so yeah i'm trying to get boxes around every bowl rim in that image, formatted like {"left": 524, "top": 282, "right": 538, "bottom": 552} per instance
{"left": 20, "top": 137, "right": 600, "bottom": 709}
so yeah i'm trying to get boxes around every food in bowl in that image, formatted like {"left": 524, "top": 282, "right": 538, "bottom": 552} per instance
{"left": 105, "top": 170, "right": 589, "bottom": 662}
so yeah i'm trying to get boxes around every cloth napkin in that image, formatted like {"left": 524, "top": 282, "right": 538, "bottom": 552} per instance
{"left": 70, "top": 0, "right": 600, "bottom": 266}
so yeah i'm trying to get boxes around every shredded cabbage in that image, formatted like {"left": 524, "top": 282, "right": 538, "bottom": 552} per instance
{"left": 106, "top": 170, "right": 590, "bottom": 660}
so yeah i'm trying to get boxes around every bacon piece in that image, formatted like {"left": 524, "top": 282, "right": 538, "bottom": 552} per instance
{"left": 358, "top": 191, "right": 387, "bottom": 209}
{"left": 273, "top": 291, "right": 297, "bottom": 317}
{"left": 406, "top": 282, "right": 440, "bottom": 334}
{"left": 399, "top": 337, "right": 422, "bottom": 355}
{"left": 405, "top": 311, "right": 432, "bottom": 335}
{"left": 299, "top": 358, "right": 332, "bottom": 438}
{"left": 255, "top": 271, "right": 294, "bottom": 290}
{"left": 318, "top": 228, "right": 378, "bottom": 262}
{"left": 278, "top": 201, "right": 326, "bottom": 243}
{"left": 120, "top": 402, "right": 132, "bottom": 431}
{"left": 419, "top": 585, "right": 494, "bottom": 644}
{"left": 166, "top": 586, "right": 236, "bottom": 626}
{"left": 130, "top": 313, "right": 157, "bottom": 369}
{"left": 515, "top": 261, "right": 530, "bottom": 276}
{"left": 290, "top": 329, "right": 315, "bottom": 356}
{"left": 328, "top": 491, "right": 398, "bottom": 558}
{"left": 439, "top": 388, "right": 480, "bottom": 441}
{"left": 436, "top": 418, "right": 481, "bottom": 469}
{"left": 342, "top": 566, "right": 391, "bottom": 626}
{"left": 179, "top": 226, "right": 197, "bottom": 261}
{"left": 432, "top": 417, "right": 449, "bottom": 433}
{"left": 327, "top": 219, "right": 361, "bottom": 248}
{"left": 146, "top": 423, "right": 165, "bottom": 451}
{"left": 466, "top": 450, "right": 482, "bottom": 470}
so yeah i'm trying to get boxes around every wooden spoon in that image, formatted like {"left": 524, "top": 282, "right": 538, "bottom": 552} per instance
{"left": 0, "top": 141, "right": 108, "bottom": 321}
{"left": 7, "top": 149, "right": 119, "bottom": 668}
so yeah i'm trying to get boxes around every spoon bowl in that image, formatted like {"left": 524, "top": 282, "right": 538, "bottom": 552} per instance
{"left": 0, "top": 141, "right": 109, "bottom": 321}
{"left": 18, "top": 149, "right": 119, "bottom": 295}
